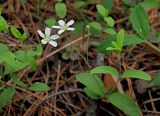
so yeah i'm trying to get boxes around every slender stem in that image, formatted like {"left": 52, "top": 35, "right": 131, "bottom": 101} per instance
{"left": 118, "top": 52, "right": 122, "bottom": 74}
{"left": 86, "top": 29, "right": 90, "bottom": 63}
{"left": 145, "top": 41, "right": 160, "bottom": 53}
{"left": 116, "top": 52, "right": 124, "bottom": 93}
{"left": 65, "top": 32, "right": 73, "bottom": 56}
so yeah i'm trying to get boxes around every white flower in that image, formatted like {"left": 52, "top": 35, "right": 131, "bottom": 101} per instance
{"left": 52, "top": 19, "right": 75, "bottom": 34}
{"left": 37, "top": 27, "right": 59, "bottom": 47}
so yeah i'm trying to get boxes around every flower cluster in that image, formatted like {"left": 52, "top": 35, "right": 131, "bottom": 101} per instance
{"left": 37, "top": 19, "right": 75, "bottom": 47}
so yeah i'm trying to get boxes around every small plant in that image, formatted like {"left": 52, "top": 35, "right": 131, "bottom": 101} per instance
{"left": 0, "top": 0, "right": 160, "bottom": 115}
{"left": 76, "top": 2, "right": 160, "bottom": 116}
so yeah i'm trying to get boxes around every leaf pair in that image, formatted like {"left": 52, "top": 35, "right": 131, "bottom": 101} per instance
{"left": 96, "top": 4, "right": 115, "bottom": 28}
{"left": 76, "top": 66, "right": 152, "bottom": 115}
{"left": 106, "top": 29, "right": 124, "bottom": 53}
{"left": 91, "top": 66, "right": 151, "bottom": 81}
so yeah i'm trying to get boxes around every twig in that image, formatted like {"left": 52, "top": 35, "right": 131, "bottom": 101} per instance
{"left": 26, "top": 89, "right": 83, "bottom": 116}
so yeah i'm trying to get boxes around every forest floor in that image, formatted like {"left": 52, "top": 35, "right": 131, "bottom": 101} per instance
{"left": 0, "top": 0, "right": 160, "bottom": 116}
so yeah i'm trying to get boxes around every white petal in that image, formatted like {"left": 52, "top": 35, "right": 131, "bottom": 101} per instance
{"left": 41, "top": 39, "right": 47, "bottom": 44}
{"left": 58, "top": 29, "right": 64, "bottom": 34}
{"left": 67, "top": 19, "right": 75, "bottom": 26}
{"left": 52, "top": 26, "right": 61, "bottom": 29}
{"left": 37, "top": 30, "right": 45, "bottom": 38}
{"left": 45, "top": 27, "right": 51, "bottom": 36}
{"left": 49, "top": 41, "right": 57, "bottom": 47}
{"left": 50, "top": 34, "right": 59, "bottom": 40}
{"left": 58, "top": 20, "right": 65, "bottom": 26}
{"left": 67, "top": 27, "right": 75, "bottom": 31}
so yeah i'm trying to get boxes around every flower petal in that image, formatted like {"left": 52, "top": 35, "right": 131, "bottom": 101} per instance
{"left": 50, "top": 34, "right": 59, "bottom": 40}
{"left": 67, "top": 19, "right": 75, "bottom": 27}
{"left": 58, "top": 20, "right": 65, "bottom": 26}
{"left": 45, "top": 27, "right": 51, "bottom": 36}
{"left": 37, "top": 30, "right": 45, "bottom": 38}
{"left": 49, "top": 41, "right": 57, "bottom": 47}
{"left": 52, "top": 26, "right": 61, "bottom": 29}
{"left": 67, "top": 27, "right": 75, "bottom": 31}
{"left": 58, "top": 29, "right": 64, "bottom": 34}
{"left": 41, "top": 39, "right": 47, "bottom": 44}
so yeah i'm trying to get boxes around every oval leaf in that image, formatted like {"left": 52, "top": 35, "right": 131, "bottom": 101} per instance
{"left": 84, "top": 87, "right": 100, "bottom": 100}
{"left": 55, "top": 3, "right": 67, "bottom": 18}
{"left": 107, "top": 92, "right": 140, "bottom": 116}
{"left": 44, "top": 17, "right": 56, "bottom": 27}
{"left": 76, "top": 73, "right": 105, "bottom": 97}
{"left": 89, "top": 22, "right": 102, "bottom": 31}
{"left": 90, "top": 66, "right": 119, "bottom": 80}
{"left": 11, "top": 26, "right": 22, "bottom": 39}
{"left": 0, "top": 16, "right": 9, "bottom": 33}
{"left": 0, "top": 88, "right": 16, "bottom": 108}
{"left": 123, "top": 34, "right": 145, "bottom": 46}
{"left": 130, "top": 4, "right": 150, "bottom": 39}
{"left": 104, "top": 16, "right": 115, "bottom": 27}
{"left": 96, "top": 4, "right": 108, "bottom": 17}
{"left": 122, "top": 70, "right": 151, "bottom": 80}
{"left": 28, "top": 82, "right": 49, "bottom": 91}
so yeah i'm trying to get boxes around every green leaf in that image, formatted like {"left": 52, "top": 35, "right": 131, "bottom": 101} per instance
{"left": 44, "top": 17, "right": 56, "bottom": 27}
{"left": 84, "top": 87, "right": 100, "bottom": 100}
{"left": 11, "top": 26, "right": 27, "bottom": 40}
{"left": 28, "top": 82, "right": 49, "bottom": 91}
{"left": 4, "top": 59, "right": 27, "bottom": 74}
{"left": 104, "top": 17, "right": 115, "bottom": 27}
{"left": 130, "top": 4, "right": 150, "bottom": 39}
{"left": 116, "top": 29, "right": 124, "bottom": 51}
{"left": 0, "top": 88, "right": 16, "bottom": 108}
{"left": 106, "top": 29, "right": 124, "bottom": 53}
{"left": 21, "top": 33, "right": 27, "bottom": 40}
{"left": 0, "top": 51, "right": 16, "bottom": 63}
{"left": 90, "top": 66, "right": 119, "bottom": 80}
{"left": 122, "top": 0, "right": 136, "bottom": 7}
{"left": 96, "top": 4, "right": 108, "bottom": 17}
{"left": 97, "top": 33, "right": 145, "bottom": 53}
{"left": 0, "top": 43, "right": 9, "bottom": 53}
{"left": 11, "top": 74, "right": 27, "bottom": 88}
{"left": 55, "top": 3, "right": 67, "bottom": 18}
{"left": 104, "top": 28, "right": 116, "bottom": 35}
{"left": 72, "top": 22, "right": 85, "bottom": 36}
{"left": 73, "top": 1, "right": 86, "bottom": 8}
{"left": 142, "top": 0, "right": 159, "bottom": 9}
{"left": 89, "top": 22, "right": 102, "bottom": 35}
{"left": 102, "top": 0, "right": 113, "bottom": 12}
{"left": 122, "top": 70, "right": 152, "bottom": 81}
{"left": 106, "top": 47, "right": 120, "bottom": 51}
{"left": 11, "top": 27, "right": 22, "bottom": 39}
{"left": 97, "top": 35, "right": 116, "bottom": 53}
{"left": 107, "top": 92, "right": 140, "bottom": 116}
{"left": 14, "top": 50, "right": 26, "bottom": 62}
{"left": 150, "top": 72, "right": 160, "bottom": 87}
{"left": 89, "top": 22, "right": 102, "bottom": 31}
{"left": 76, "top": 73, "right": 105, "bottom": 97}
{"left": 27, "top": 56, "right": 37, "bottom": 70}
{"left": 35, "top": 44, "right": 43, "bottom": 56}
{"left": 123, "top": 34, "right": 145, "bottom": 46}
{"left": 0, "top": 16, "right": 9, "bottom": 33}
{"left": 61, "top": 53, "right": 70, "bottom": 60}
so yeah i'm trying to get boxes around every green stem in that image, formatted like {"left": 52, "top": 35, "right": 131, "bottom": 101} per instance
{"left": 145, "top": 41, "right": 160, "bottom": 53}
{"left": 118, "top": 53, "right": 122, "bottom": 75}
{"left": 86, "top": 29, "right": 90, "bottom": 63}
